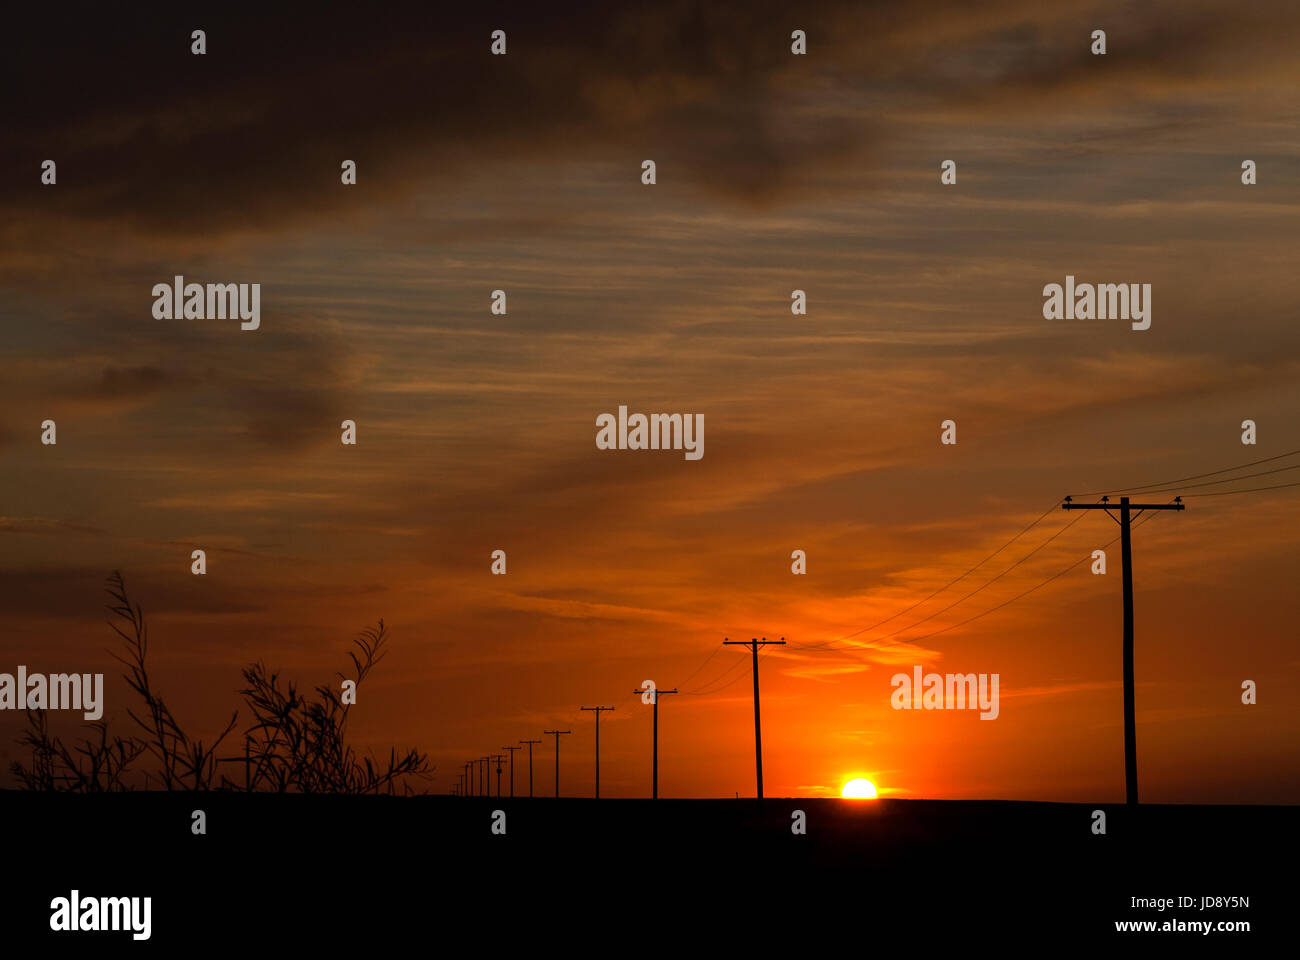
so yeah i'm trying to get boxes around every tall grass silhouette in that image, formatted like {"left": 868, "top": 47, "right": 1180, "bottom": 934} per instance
{"left": 11, "top": 571, "right": 432, "bottom": 794}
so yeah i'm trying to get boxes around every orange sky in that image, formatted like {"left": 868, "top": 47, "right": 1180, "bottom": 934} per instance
{"left": 2, "top": 2, "right": 1298, "bottom": 801}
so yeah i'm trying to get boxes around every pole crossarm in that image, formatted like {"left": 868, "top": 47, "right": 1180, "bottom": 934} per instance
{"left": 1063, "top": 496, "right": 1185, "bottom": 510}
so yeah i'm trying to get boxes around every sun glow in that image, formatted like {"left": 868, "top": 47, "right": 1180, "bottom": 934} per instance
{"left": 841, "top": 778, "right": 878, "bottom": 799}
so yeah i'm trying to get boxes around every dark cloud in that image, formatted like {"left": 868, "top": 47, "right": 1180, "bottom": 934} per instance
{"left": 91, "top": 365, "right": 177, "bottom": 400}
{"left": 5, "top": 0, "right": 1293, "bottom": 258}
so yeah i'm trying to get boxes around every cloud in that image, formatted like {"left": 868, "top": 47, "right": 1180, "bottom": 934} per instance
{"left": 5, "top": 0, "right": 1296, "bottom": 269}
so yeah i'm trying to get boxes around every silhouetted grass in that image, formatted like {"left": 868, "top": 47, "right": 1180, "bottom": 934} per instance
{"left": 10, "top": 571, "right": 432, "bottom": 794}
{"left": 11, "top": 709, "right": 145, "bottom": 792}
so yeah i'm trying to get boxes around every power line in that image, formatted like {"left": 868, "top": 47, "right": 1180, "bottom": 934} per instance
{"left": 796, "top": 451, "right": 1299, "bottom": 657}
{"left": 800, "top": 498, "right": 1065, "bottom": 651}
{"left": 1073, "top": 447, "right": 1300, "bottom": 496}
{"left": 859, "top": 507, "right": 1090, "bottom": 646}
{"left": 801, "top": 501, "right": 1094, "bottom": 654}
{"left": 677, "top": 644, "right": 724, "bottom": 687}
{"left": 691, "top": 658, "right": 756, "bottom": 696}
{"left": 897, "top": 505, "right": 1165, "bottom": 645}
{"left": 1134, "top": 462, "right": 1300, "bottom": 494}
{"left": 681, "top": 651, "right": 749, "bottom": 694}
{"left": 671, "top": 496, "right": 1074, "bottom": 694}
{"left": 1181, "top": 479, "right": 1300, "bottom": 497}
{"left": 800, "top": 505, "right": 1164, "bottom": 654}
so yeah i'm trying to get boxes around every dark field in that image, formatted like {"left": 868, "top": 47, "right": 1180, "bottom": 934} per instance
{"left": 3, "top": 792, "right": 1290, "bottom": 947}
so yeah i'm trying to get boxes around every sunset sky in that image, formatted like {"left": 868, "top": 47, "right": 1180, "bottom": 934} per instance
{"left": 3, "top": 2, "right": 1298, "bottom": 802}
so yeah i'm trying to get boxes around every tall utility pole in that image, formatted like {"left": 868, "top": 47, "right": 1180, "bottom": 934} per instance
{"left": 723, "top": 637, "right": 786, "bottom": 800}
{"left": 490, "top": 754, "right": 506, "bottom": 797}
{"left": 543, "top": 730, "right": 571, "bottom": 798}
{"left": 580, "top": 706, "right": 615, "bottom": 799}
{"left": 520, "top": 739, "right": 542, "bottom": 798}
{"left": 634, "top": 686, "right": 678, "bottom": 799}
{"left": 501, "top": 746, "right": 520, "bottom": 798}
{"left": 1063, "top": 495, "right": 1184, "bottom": 805}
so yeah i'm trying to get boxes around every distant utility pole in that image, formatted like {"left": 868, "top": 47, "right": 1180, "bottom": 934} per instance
{"left": 480, "top": 757, "right": 491, "bottom": 797}
{"left": 580, "top": 706, "right": 616, "bottom": 798}
{"left": 543, "top": 730, "right": 571, "bottom": 798}
{"left": 490, "top": 754, "right": 506, "bottom": 797}
{"left": 723, "top": 637, "right": 786, "bottom": 800}
{"left": 520, "top": 739, "right": 542, "bottom": 798}
{"left": 464, "top": 762, "right": 473, "bottom": 797}
{"left": 1063, "top": 495, "right": 1184, "bottom": 805}
{"left": 634, "top": 686, "right": 678, "bottom": 799}
{"left": 502, "top": 746, "right": 520, "bottom": 798}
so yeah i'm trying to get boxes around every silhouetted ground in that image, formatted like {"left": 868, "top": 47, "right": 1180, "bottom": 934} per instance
{"left": 3, "top": 792, "right": 1291, "bottom": 947}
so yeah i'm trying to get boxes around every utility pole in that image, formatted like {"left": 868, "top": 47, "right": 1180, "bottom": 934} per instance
{"left": 543, "top": 730, "right": 571, "bottom": 798}
{"left": 723, "top": 637, "right": 786, "bottom": 800}
{"left": 464, "top": 761, "right": 473, "bottom": 797}
{"left": 1063, "top": 495, "right": 1184, "bottom": 805}
{"left": 490, "top": 754, "right": 506, "bottom": 797}
{"left": 634, "top": 686, "right": 678, "bottom": 799}
{"left": 502, "top": 746, "right": 521, "bottom": 798}
{"left": 520, "top": 739, "right": 542, "bottom": 798}
{"left": 480, "top": 757, "right": 491, "bottom": 797}
{"left": 580, "top": 706, "right": 615, "bottom": 798}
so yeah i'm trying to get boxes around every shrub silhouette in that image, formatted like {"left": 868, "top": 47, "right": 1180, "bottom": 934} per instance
{"left": 11, "top": 571, "right": 432, "bottom": 794}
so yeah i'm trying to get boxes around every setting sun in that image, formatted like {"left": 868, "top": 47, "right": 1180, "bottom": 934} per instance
{"left": 841, "top": 778, "right": 878, "bottom": 799}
